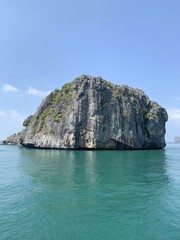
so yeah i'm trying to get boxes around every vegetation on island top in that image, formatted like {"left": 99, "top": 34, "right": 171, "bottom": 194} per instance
{"left": 113, "top": 89, "right": 120, "bottom": 100}
{"left": 31, "top": 83, "right": 74, "bottom": 135}
{"left": 102, "top": 79, "right": 113, "bottom": 88}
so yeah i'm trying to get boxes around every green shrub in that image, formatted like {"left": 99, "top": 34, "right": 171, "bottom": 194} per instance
{"left": 53, "top": 89, "right": 60, "bottom": 94}
{"left": 32, "top": 125, "right": 37, "bottom": 135}
{"left": 53, "top": 95, "right": 62, "bottom": 104}
{"left": 40, "top": 108, "right": 52, "bottom": 121}
{"left": 66, "top": 93, "right": 72, "bottom": 99}
{"left": 62, "top": 83, "right": 71, "bottom": 94}
{"left": 103, "top": 80, "right": 113, "bottom": 88}
{"left": 49, "top": 129, "right": 56, "bottom": 135}
{"left": 113, "top": 90, "right": 120, "bottom": 100}
{"left": 73, "top": 77, "right": 80, "bottom": 82}
{"left": 53, "top": 113, "right": 63, "bottom": 123}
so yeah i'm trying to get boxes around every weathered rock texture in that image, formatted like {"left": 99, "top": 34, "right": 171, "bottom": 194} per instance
{"left": 3, "top": 133, "right": 22, "bottom": 145}
{"left": 5, "top": 75, "right": 168, "bottom": 149}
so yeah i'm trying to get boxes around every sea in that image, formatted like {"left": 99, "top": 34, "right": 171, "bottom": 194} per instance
{"left": 0, "top": 143, "right": 180, "bottom": 240}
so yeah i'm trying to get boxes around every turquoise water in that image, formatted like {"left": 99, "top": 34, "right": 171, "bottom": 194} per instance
{"left": 0, "top": 144, "right": 180, "bottom": 240}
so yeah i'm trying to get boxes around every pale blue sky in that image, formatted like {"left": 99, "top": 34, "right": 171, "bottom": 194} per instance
{"left": 0, "top": 0, "right": 180, "bottom": 141}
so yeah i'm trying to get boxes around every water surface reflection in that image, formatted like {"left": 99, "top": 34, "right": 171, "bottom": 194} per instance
{"left": 1, "top": 145, "right": 180, "bottom": 240}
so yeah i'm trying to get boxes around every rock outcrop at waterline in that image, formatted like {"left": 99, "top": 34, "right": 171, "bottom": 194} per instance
{"left": 4, "top": 75, "right": 168, "bottom": 149}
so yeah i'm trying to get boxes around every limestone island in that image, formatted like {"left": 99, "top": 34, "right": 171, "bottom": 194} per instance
{"left": 4, "top": 75, "right": 168, "bottom": 149}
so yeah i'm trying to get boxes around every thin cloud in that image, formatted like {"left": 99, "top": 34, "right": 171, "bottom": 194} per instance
{"left": 9, "top": 110, "right": 23, "bottom": 118}
{"left": 1, "top": 84, "right": 19, "bottom": 92}
{"left": 0, "top": 110, "right": 25, "bottom": 120}
{"left": 168, "top": 109, "right": 180, "bottom": 120}
{"left": 1, "top": 84, "right": 51, "bottom": 97}
{"left": 27, "top": 87, "right": 51, "bottom": 97}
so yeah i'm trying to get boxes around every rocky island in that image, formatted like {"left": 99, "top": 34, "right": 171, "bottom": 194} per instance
{"left": 4, "top": 75, "right": 168, "bottom": 149}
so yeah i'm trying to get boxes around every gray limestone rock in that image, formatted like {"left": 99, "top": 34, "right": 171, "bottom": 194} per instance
{"left": 23, "top": 115, "right": 33, "bottom": 127}
{"left": 5, "top": 75, "right": 168, "bottom": 149}
{"left": 3, "top": 133, "right": 22, "bottom": 145}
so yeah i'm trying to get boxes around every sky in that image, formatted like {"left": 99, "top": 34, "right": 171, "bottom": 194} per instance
{"left": 0, "top": 0, "right": 180, "bottom": 141}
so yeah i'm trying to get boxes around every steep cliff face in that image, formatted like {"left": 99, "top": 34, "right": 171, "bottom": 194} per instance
{"left": 15, "top": 75, "right": 168, "bottom": 149}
